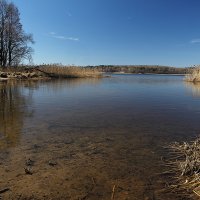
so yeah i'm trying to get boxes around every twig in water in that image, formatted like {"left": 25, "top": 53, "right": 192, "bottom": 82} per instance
{"left": 111, "top": 185, "right": 116, "bottom": 200}
{"left": 91, "top": 177, "right": 96, "bottom": 186}
{"left": 193, "top": 187, "right": 200, "bottom": 197}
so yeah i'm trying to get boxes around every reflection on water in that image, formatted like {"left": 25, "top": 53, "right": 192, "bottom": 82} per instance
{"left": 0, "top": 81, "right": 33, "bottom": 149}
{"left": 185, "top": 82, "right": 200, "bottom": 97}
{"left": 0, "top": 78, "right": 102, "bottom": 149}
{"left": 1, "top": 75, "right": 200, "bottom": 199}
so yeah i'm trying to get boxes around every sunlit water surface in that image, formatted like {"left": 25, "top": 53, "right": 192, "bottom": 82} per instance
{"left": 0, "top": 75, "right": 200, "bottom": 200}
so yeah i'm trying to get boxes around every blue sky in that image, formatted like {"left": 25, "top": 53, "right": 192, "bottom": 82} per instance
{"left": 12, "top": 0, "right": 200, "bottom": 67}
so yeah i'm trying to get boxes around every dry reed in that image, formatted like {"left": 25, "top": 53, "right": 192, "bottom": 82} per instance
{"left": 185, "top": 66, "right": 200, "bottom": 82}
{"left": 39, "top": 65, "right": 102, "bottom": 78}
{"left": 166, "top": 138, "right": 200, "bottom": 197}
{"left": 0, "top": 65, "right": 102, "bottom": 79}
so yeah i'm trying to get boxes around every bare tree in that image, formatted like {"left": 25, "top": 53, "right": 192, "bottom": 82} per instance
{"left": 0, "top": 0, "right": 34, "bottom": 67}
{"left": 0, "top": 0, "right": 7, "bottom": 67}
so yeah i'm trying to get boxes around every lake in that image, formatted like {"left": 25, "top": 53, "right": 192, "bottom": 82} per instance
{"left": 0, "top": 74, "right": 200, "bottom": 200}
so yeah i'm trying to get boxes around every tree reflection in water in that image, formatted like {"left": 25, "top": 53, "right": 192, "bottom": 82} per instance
{"left": 0, "top": 78, "right": 101, "bottom": 149}
{"left": 0, "top": 80, "right": 32, "bottom": 149}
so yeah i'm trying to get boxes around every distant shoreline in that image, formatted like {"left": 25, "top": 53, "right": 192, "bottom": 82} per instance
{"left": 110, "top": 72, "right": 186, "bottom": 75}
{"left": 0, "top": 65, "right": 189, "bottom": 80}
{"left": 88, "top": 65, "right": 188, "bottom": 74}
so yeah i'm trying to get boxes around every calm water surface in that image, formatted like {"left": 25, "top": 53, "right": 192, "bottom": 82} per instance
{"left": 0, "top": 75, "right": 200, "bottom": 200}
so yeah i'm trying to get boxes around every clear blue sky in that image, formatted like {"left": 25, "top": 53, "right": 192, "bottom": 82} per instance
{"left": 12, "top": 0, "right": 200, "bottom": 67}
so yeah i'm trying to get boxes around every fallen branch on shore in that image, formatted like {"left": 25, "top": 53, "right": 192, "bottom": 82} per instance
{"left": 0, "top": 188, "right": 10, "bottom": 194}
{"left": 111, "top": 185, "right": 116, "bottom": 200}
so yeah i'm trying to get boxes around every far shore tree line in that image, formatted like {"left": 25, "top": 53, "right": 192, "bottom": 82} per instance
{"left": 4, "top": 63, "right": 188, "bottom": 74}
{"left": 86, "top": 65, "right": 188, "bottom": 74}
{"left": 0, "top": 0, "right": 34, "bottom": 68}
{"left": 24, "top": 64, "right": 187, "bottom": 74}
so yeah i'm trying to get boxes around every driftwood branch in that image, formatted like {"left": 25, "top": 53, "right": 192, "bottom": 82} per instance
{"left": 0, "top": 188, "right": 10, "bottom": 194}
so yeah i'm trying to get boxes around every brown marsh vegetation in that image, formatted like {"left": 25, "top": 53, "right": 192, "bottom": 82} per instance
{"left": 39, "top": 65, "right": 102, "bottom": 78}
{"left": 166, "top": 138, "right": 200, "bottom": 198}
{"left": 185, "top": 66, "right": 200, "bottom": 82}
{"left": 0, "top": 65, "right": 102, "bottom": 79}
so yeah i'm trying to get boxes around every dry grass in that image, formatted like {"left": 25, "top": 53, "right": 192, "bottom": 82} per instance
{"left": 39, "top": 65, "right": 102, "bottom": 78}
{"left": 185, "top": 66, "right": 200, "bottom": 82}
{"left": 166, "top": 138, "right": 200, "bottom": 197}
{"left": 0, "top": 65, "right": 102, "bottom": 79}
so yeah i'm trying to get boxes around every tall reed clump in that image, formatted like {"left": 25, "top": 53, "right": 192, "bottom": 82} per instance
{"left": 39, "top": 65, "right": 102, "bottom": 78}
{"left": 166, "top": 138, "right": 200, "bottom": 198}
{"left": 185, "top": 66, "right": 200, "bottom": 82}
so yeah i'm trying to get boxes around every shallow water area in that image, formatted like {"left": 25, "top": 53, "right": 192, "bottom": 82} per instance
{"left": 0, "top": 74, "right": 200, "bottom": 200}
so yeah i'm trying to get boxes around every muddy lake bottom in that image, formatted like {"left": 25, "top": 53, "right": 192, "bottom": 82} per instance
{"left": 1, "top": 74, "right": 200, "bottom": 200}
